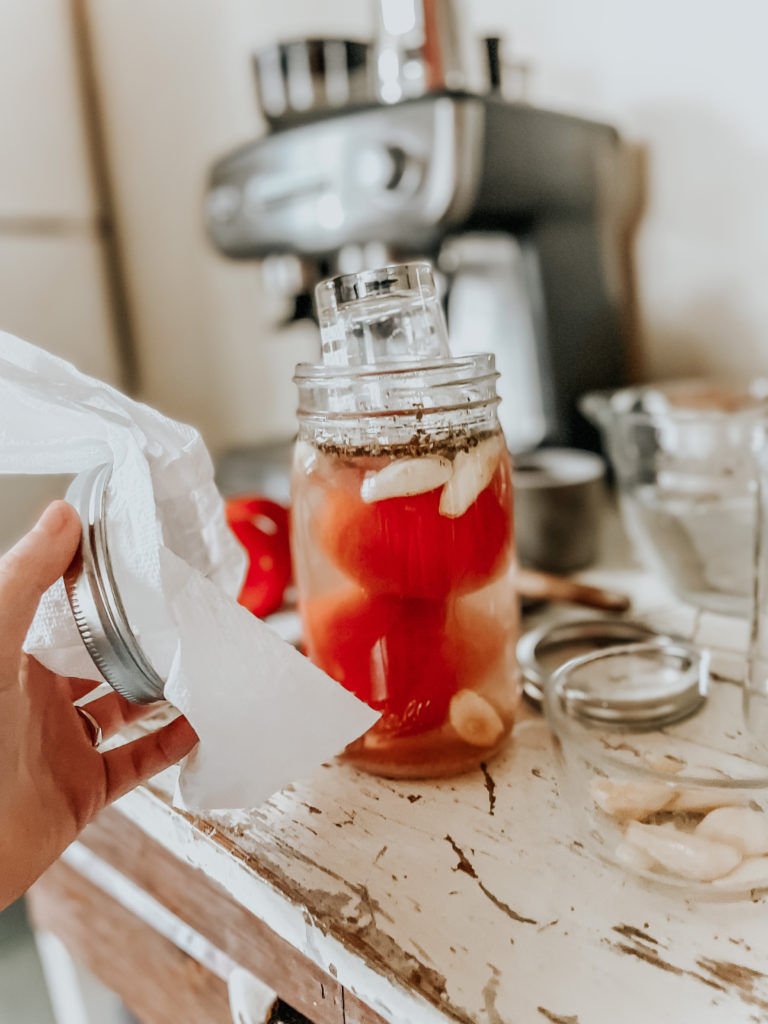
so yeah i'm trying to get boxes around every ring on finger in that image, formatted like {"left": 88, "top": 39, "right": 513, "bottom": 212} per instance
{"left": 75, "top": 705, "right": 103, "bottom": 748}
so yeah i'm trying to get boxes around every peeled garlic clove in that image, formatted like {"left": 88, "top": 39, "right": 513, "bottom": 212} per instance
{"left": 711, "top": 856, "right": 768, "bottom": 891}
{"left": 449, "top": 690, "right": 505, "bottom": 747}
{"left": 590, "top": 778, "right": 675, "bottom": 820}
{"left": 624, "top": 821, "right": 741, "bottom": 881}
{"left": 669, "top": 788, "right": 746, "bottom": 814}
{"left": 615, "top": 840, "right": 657, "bottom": 873}
{"left": 360, "top": 456, "right": 452, "bottom": 503}
{"left": 696, "top": 807, "right": 768, "bottom": 857}
{"left": 439, "top": 437, "right": 504, "bottom": 518}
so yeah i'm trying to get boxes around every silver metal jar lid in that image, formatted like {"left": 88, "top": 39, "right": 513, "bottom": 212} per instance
{"left": 63, "top": 463, "right": 166, "bottom": 704}
{"left": 546, "top": 640, "right": 709, "bottom": 728}
{"left": 517, "top": 617, "right": 675, "bottom": 705}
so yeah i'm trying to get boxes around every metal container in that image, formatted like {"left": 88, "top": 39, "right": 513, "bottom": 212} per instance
{"left": 253, "top": 39, "right": 372, "bottom": 130}
{"left": 374, "top": 0, "right": 472, "bottom": 102}
{"left": 517, "top": 617, "right": 668, "bottom": 704}
{"left": 512, "top": 448, "right": 605, "bottom": 573}
{"left": 63, "top": 463, "right": 165, "bottom": 704}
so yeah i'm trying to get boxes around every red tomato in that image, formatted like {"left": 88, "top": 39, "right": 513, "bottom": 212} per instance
{"left": 301, "top": 587, "right": 399, "bottom": 706}
{"left": 316, "top": 464, "right": 513, "bottom": 599}
{"left": 302, "top": 586, "right": 508, "bottom": 735}
{"left": 225, "top": 497, "right": 291, "bottom": 618}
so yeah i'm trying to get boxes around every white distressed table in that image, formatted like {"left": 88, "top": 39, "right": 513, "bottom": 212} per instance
{"left": 27, "top": 535, "right": 768, "bottom": 1024}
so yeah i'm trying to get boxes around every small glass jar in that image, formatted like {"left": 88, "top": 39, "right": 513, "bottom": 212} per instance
{"left": 545, "top": 643, "right": 768, "bottom": 898}
{"left": 291, "top": 263, "right": 520, "bottom": 778}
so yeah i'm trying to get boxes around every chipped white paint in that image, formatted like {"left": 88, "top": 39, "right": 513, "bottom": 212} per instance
{"left": 62, "top": 842, "right": 280, "bottom": 1024}
{"left": 62, "top": 841, "right": 242, "bottom": 983}
{"left": 101, "top": 533, "right": 768, "bottom": 1024}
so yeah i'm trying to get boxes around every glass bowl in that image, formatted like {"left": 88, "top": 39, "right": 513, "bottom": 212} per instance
{"left": 543, "top": 642, "right": 768, "bottom": 899}
{"left": 580, "top": 378, "right": 768, "bottom": 616}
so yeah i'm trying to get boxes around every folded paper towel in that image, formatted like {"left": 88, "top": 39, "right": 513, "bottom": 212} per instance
{"left": 0, "top": 332, "right": 378, "bottom": 808}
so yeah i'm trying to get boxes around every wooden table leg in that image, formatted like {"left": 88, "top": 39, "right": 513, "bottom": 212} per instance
{"left": 26, "top": 809, "right": 387, "bottom": 1024}
{"left": 28, "top": 861, "right": 234, "bottom": 1024}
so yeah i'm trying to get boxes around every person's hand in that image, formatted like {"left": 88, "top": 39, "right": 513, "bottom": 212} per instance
{"left": 0, "top": 501, "right": 198, "bottom": 910}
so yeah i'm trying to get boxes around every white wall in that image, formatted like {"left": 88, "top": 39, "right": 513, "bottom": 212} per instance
{"left": 473, "top": 0, "right": 768, "bottom": 380}
{"left": 85, "top": 0, "right": 372, "bottom": 455}
{"left": 51, "top": 1, "right": 768, "bottom": 454}
{"left": 0, "top": 0, "right": 121, "bottom": 379}
{"left": 0, "top": 0, "right": 123, "bottom": 545}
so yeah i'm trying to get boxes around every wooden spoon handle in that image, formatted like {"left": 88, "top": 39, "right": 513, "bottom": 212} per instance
{"left": 516, "top": 567, "right": 631, "bottom": 613}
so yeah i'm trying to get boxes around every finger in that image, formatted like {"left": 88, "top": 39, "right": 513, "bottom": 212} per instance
{"left": 102, "top": 716, "right": 198, "bottom": 804}
{"left": 23, "top": 659, "right": 102, "bottom": 703}
{"left": 80, "top": 690, "right": 157, "bottom": 741}
{"left": 0, "top": 501, "right": 81, "bottom": 665}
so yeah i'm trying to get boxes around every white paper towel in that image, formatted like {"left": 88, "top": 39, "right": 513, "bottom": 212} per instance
{"left": 0, "top": 332, "right": 378, "bottom": 808}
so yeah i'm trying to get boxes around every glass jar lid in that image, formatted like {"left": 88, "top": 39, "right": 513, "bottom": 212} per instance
{"left": 547, "top": 640, "right": 709, "bottom": 729}
{"left": 517, "top": 618, "right": 667, "bottom": 705}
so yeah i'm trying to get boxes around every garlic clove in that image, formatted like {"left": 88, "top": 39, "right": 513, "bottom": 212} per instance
{"left": 624, "top": 821, "right": 742, "bottom": 881}
{"left": 669, "top": 788, "right": 747, "bottom": 814}
{"left": 449, "top": 690, "right": 505, "bottom": 747}
{"left": 590, "top": 778, "right": 676, "bottom": 820}
{"left": 360, "top": 456, "right": 452, "bottom": 503}
{"left": 615, "top": 840, "right": 658, "bottom": 873}
{"left": 439, "top": 436, "right": 505, "bottom": 518}
{"left": 710, "top": 855, "right": 768, "bottom": 891}
{"left": 695, "top": 807, "right": 768, "bottom": 857}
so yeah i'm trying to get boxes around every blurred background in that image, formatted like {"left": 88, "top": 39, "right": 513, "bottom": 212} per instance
{"left": 3, "top": 0, "right": 768, "bottom": 1019}
{"left": 3, "top": 1, "right": 768, "bottom": 467}
{"left": 3, "top": 0, "right": 768, "bottom": 541}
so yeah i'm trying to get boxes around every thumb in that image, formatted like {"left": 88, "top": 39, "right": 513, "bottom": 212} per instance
{"left": 0, "top": 501, "right": 82, "bottom": 668}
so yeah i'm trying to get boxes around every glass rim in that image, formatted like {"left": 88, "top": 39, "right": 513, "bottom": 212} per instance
{"left": 314, "top": 261, "right": 436, "bottom": 323}
{"left": 293, "top": 352, "right": 497, "bottom": 383}
{"left": 296, "top": 395, "right": 501, "bottom": 424}
{"left": 581, "top": 381, "right": 768, "bottom": 428}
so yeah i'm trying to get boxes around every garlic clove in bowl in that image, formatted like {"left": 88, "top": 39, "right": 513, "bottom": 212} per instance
{"left": 695, "top": 806, "right": 768, "bottom": 857}
{"left": 624, "top": 821, "right": 742, "bottom": 882}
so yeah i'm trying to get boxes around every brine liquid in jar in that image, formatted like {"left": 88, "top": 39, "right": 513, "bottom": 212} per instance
{"left": 291, "top": 429, "right": 519, "bottom": 777}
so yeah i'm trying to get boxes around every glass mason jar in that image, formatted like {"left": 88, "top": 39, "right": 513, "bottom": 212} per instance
{"left": 291, "top": 263, "right": 520, "bottom": 778}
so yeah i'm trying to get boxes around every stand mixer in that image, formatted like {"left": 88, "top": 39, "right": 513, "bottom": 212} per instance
{"left": 206, "top": 0, "right": 635, "bottom": 454}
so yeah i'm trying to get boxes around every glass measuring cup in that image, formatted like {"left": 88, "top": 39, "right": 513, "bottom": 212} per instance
{"left": 581, "top": 379, "right": 768, "bottom": 616}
